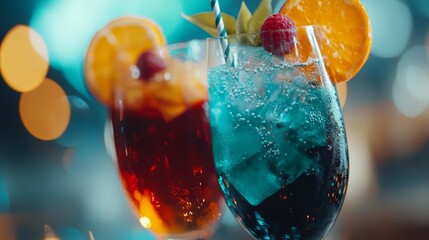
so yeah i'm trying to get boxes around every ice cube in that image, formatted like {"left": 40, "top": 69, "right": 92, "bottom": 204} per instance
{"left": 264, "top": 83, "right": 328, "bottom": 151}
{"left": 289, "top": 86, "right": 328, "bottom": 148}
{"left": 209, "top": 101, "right": 233, "bottom": 133}
{"left": 227, "top": 152, "right": 282, "bottom": 206}
{"left": 254, "top": 84, "right": 323, "bottom": 184}
{"left": 210, "top": 103, "right": 235, "bottom": 170}
{"left": 215, "top": 119, "right": 262, "bottom": 171}
{"left": 271, "top": 139, "right": 315, "bottom": 184}
{"left": 226, "top": 70, "right": 265, "bottom": 113}
{"left": 231, "top": 124, "right": 261, "bottom": 160}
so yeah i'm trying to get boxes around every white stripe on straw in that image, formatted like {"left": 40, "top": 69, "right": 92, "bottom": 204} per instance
{"left": 210, "top": 0, "right": 234, "bottom": 66}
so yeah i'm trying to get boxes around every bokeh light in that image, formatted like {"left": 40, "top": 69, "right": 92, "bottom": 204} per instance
{"left": 19, "top": 78, "right": 70, "bottom": 141}
{"left": 393, "top": 79, "right": 427, "bottom": 118}
{"left": 405, "top": 65, "right": 429, "bottom": 102}
{"left": 0, "top": 177, "right": 9, "bottom": 212}
{"left": 139, "top": 217, "right": 151, "bottom": 229}
{"left": 393, "top": 75, "right": 427, "bottom": 118}
{"left": 30, "top": 0, "right": 183, "bottom": 99}
{"left": 393, "top": 46, "right": 429, "bottom": 117}
{"left": 362, "top": 0, "right": 412, "bottom": 58}
{"left": 0, "top": 25, "right": 49, "bottom": 92}
{"left": 336, "top": 82, "right": 348, "bottom": 109}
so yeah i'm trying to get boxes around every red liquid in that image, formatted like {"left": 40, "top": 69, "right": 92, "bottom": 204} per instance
{"left": 111, "top": 103, "right": 224, "bottom": 237}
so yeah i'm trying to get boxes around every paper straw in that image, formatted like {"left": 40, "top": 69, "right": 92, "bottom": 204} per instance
{"left": 210, "top": 0, "right": 233, "bottom": 65}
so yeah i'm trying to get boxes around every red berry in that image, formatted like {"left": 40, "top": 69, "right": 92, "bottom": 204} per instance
{"left": 260, "top": 14, "right": 296, "bottom": 57}
{"left": 136, "top": 50, "right": 166, "bottom": 81}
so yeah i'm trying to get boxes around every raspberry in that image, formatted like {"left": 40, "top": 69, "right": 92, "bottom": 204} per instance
{"left": 260, "top": 14, "right": 296, "bottom": 57}
{"left": 136, "top": 50, "right": 166, "bottom": 81}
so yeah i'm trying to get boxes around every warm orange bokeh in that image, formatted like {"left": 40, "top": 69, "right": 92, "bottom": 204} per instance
{"left": 19, "top": 79, "right": 70, "bottom": 141}
{"left": 0, "top": 25, "right": 49, "bottom": 92}
{"left": 138, "top": 193, "right": 168, "bottom": 234}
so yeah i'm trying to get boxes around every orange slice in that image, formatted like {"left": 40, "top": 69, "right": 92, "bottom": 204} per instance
{"left": 143, "top": 58, "right": 208, "bottom": 121}
{"left": 279, "top": 0, "right": 372, "bottom": 83}
{"left": 85, "top": 16, "right": 166, "bottom": 105}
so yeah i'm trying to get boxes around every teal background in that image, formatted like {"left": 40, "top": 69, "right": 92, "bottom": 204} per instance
{"left": 1, "top": 0, "right": 429, "bottom": 239}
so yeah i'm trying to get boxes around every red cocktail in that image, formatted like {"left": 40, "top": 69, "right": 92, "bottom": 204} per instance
{"left": 85, "top": 17, "right": 224, "bottom": 239}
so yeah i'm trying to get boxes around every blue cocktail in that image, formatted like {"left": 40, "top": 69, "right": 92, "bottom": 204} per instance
{"left": 207, "top": 27, "right": 349, "bottom": 239}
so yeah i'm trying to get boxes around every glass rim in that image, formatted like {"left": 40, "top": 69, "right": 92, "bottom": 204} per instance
{"left": 208, "top": 25, "right": 318, "bottom": 40}
{"left": 159, "top": 39, "right": 206, "bottom": 53}
{"left": 160, "top": 25, "right": 319, "bottom": 51}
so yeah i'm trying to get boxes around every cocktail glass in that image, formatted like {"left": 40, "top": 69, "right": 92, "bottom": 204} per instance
{"left": 100, "top": 35, "right": 225, "bottom": 239}
{"left": 207, "top": 26, "right": 349, "bottom": 239}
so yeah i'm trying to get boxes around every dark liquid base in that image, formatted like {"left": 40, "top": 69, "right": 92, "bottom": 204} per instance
{"left": 111, "top": 104, "right": 224, "bottom": 236}
{"left": 219, "top": 145, "right": 348, "bottom": 240}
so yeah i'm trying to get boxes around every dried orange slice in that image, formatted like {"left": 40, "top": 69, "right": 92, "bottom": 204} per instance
{"left": 85, "top": 16, "right": 166, "bottom": 105}
{"left": 279, "top": 0, "right": 372, "bottom": 83}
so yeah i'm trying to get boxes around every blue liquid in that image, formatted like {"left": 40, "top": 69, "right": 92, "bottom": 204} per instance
{"left": 208, "top": 47, "right": 348, "bottom": 239}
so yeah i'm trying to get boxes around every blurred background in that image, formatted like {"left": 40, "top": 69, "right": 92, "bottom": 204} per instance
{"left": 1, "top": 0, "right": 429, "bottom": 239}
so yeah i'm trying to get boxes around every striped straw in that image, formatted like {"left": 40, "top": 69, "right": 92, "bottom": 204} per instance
{"left": 210, "top": 0, "right": 233, "bottom": 65}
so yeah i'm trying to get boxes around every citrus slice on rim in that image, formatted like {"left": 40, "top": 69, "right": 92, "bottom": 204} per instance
{"left": 85, "top": 16, "right": 166, "bottom": 105}
{"left": 279, "top": 0, "right": 372, "bottom": 83}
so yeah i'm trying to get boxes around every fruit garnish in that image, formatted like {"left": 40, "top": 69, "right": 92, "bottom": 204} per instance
{"left": 137, "top": 50, "right": 166, "bottom": 80}
{"left": 142, "top": 58, "right": 208, "bottom": 121}
{"left": 279, "top": 0, "right": 372, "bottom": 83}
{"left": 183, "top": 0, "right": 272, "bottom": 43}
{"left": 85, "top": 16, "right": 208, "bottom": 122}
{"left": 260, "top": 14, "right": 296, "bottom": 57}
{"left": 85, "top": 16, "right": 166, "bottom": 105}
